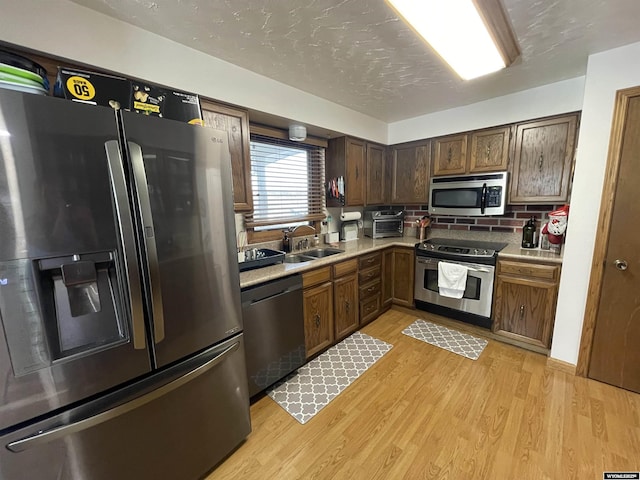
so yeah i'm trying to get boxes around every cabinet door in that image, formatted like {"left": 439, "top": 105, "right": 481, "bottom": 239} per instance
{"left": 345, "top": 137, "right": 366, "bottom": 206}
{"left": 510, "top": 114, "right": 578, "bottom": 203}
{"left": 303, "top": 281, "right": 334, "bottom": 358}
{"left": 391, "top": 142, "right": 429, "bottom": 204}
{"left": 433, "top": 134, "right": 468, "bottom": 176}
{"left": 392, "top": 247, "right": 415, "bottom": 307}
{"left": 201, "top": 101, "right": 253, "bottom": 211}
{"left": 366, "top": 143, "right": 387, "bottom": 205}
{"left": 381, "top": 248, "right": 394, "bottom": 309}
{"left": 493, "top": 275, "right": 557, "bottom": 348}
{"left": 334, "top": 273, "right": 359, "bottom": 341}
{"left": 469, "top": 126, "right": 511, "bottom": 173}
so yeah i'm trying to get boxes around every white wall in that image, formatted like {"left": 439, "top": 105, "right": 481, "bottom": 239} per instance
{"left": 0, "top": 0, "right": 388, "bottom": 144}
{"left": 550, "top": 41, "right": 640, "bottom": 364}
{"left": 388, "top": 77, "right": 585, "bottom": 143}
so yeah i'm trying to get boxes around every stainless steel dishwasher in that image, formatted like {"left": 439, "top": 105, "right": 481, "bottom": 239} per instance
{"left": 241, "top": 274, "right": 305, "bottom": 397}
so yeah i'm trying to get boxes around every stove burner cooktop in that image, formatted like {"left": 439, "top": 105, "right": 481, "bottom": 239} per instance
{"left": 417, "top": 238, "right": 508, "bottom": 259}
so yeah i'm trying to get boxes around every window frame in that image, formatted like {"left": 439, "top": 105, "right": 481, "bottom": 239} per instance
{"left": 245, "top": 125, "right": 327, "bottom": 244}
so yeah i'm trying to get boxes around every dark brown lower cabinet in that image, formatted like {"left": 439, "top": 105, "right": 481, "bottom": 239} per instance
{"left": 391, "top": 247, "right": 415, "bottom": 307}
{"left": 302, "top": 268, "right": 334, "bottom": 359}
{"left": 302, "top": 247, "right": 416, "bottom": 358}
{"left": 492, "top": 259, "right": 561, "bottom": 349}
{"left": 333, "top": 259, "right": 359, "bottom": 341}
{"left": 381, "top": 248, "right": 394, "bottom": 311}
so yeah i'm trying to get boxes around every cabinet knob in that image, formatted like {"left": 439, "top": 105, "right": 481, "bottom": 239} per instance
{"left": 485, "top": 145, "right": 491, "bottom": 161}
{"left": 447, "top": 147, "right": 452, "bottom": 161}
{"left": 519, "top": 305, "right": 525, "bottom": 318}
{"left": 614, "top": 259, "right": 628, "bottom": 271}
{"left": 538, "top": 153, "right": 544, "bottom": 171}
{"left": 315, "top": 314, "right": 320, "bottom": 327}
{"left": 345, "top": 301, "right": 350, "bottom": 313}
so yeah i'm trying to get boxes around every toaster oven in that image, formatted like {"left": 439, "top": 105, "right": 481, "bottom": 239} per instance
{"left": 364, "top": 210, "right": 404, "bottom": 238}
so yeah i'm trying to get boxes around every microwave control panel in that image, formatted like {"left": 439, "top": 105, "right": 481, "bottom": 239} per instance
{"left": 486, "top": 186, "right": 502, "bottom": 207}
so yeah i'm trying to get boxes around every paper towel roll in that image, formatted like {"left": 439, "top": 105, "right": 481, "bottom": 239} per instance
{"left": 340, "top": 211, "right": 362, "bottom": 222}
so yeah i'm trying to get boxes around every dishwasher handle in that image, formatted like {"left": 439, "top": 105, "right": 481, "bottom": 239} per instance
{"left": 241, "top": 275, "right": 302, "bottom": 306}
{"left": 244, "top": 286, "right": 299, "bottom": 306}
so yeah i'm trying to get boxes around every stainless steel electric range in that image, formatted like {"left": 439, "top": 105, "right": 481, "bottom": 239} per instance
{"left": 414, "top": 238, "right": 508, "bottom": 329}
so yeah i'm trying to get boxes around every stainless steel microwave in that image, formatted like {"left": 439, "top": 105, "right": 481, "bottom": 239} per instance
{"left": 428, "top": 172, "right": 508, "bottom": 216}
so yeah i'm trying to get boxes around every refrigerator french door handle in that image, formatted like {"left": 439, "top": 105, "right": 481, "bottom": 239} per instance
{"left": 128, "top": 142, "right": 165, "bottom": 344}
{"left": 104, "top": 140, "right": 146, "bottom": 350}
{"left": 6, "top": 341, "right": 240, "bottom": 453}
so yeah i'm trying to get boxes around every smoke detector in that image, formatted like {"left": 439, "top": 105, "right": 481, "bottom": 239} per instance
{"left": 289, "top": 124, "right": 307, "bottom": 142}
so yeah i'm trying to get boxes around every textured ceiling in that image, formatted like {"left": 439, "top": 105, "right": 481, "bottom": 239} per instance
{"left": 70, "top": 0, "right": 640, "bottom": 122}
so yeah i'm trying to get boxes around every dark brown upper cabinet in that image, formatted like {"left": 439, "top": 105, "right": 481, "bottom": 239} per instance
{"left": 327, "top": 137, "right": 389, "bottom": 207}
{"left": 432, "top": 126, "right": 511, "bottom": 176}
{"left": 509, "top": 113, "right": 579, "bottom": 204}
{"left": 201, "top": 100, "right": 253, "bottom": 211}
{"left": 389, "top": 140, "right": 430, "bottom": 204}
{"left": 365, "top": 142, "right": 388, "bottom": 205}
{"left": 432, "top": 134, "right": 468, "bottom": 176}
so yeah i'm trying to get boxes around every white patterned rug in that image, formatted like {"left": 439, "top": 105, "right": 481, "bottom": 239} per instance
{"left": 402, "top": 319, "right": 487, "bottom": 360}
{"left": 267, "top": 331, "right": 392, "bottom": 424}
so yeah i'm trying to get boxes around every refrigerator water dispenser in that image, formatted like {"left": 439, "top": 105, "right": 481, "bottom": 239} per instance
{"left": 37, "top": 251, "right": 127, "bottom": 361}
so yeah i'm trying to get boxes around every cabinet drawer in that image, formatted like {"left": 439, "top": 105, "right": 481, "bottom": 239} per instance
{"left": 303, "top": 267, "right": 331, "bottom": 288}
{"left": 360, "top": 295, "right": 381, "bottom": 325}
{"left": 498, "top": 260, "right": 560, "bottom": 281}
{"left": 358, "top": 265, "right": 381, "bottom": 285}
{"left": 333, "top": 258, "right": 358, "bottom": 278}
{"left": 359, "top": 279, "right": 381, "bottom": 300}
{"left": 358, "top": 252, "right": 381, "bottom": 270}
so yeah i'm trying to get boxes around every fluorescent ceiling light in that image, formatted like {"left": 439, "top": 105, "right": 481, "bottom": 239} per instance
{"left": 386, "top": 0, "right": 519, "bottom": 80}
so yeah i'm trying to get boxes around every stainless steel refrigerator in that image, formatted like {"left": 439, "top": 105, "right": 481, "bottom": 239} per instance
{"left": 0, "top": 89, "right": 250, "bottom": 479}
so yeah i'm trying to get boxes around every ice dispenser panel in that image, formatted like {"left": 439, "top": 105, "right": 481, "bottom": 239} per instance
{"left": 0, "top": 251, "right": 129, "bottom": 376}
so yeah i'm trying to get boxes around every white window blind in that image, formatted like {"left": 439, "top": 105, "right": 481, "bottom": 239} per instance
{"left": 244, "top": 135, "right": 325, "bottom": 229}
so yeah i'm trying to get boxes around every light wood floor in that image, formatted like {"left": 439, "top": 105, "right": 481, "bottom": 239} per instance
{"left": 207, "top": 308, "right": 640, "bottom": 480}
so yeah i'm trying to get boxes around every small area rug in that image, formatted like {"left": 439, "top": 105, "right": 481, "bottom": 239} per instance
{"left": 402, "top": 319, "right": 487, "bottom": 360}
{"left": 267, "top": 331, "right": 392, "bottom": 424}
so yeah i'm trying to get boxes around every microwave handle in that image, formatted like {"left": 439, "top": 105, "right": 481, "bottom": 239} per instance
{"left": 480, "top": 183, "right": 487, "bottom": 214}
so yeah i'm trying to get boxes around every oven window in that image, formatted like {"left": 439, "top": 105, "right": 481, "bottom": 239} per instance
{"left": 424, "top": 268, "right": 481, "bottom": 300}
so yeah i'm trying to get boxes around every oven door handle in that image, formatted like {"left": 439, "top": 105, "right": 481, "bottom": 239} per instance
{"left": 466, "top": 266, "right": 493, "bottom": 273}
{"left": 417, "top": 257, "right": 493, "bottom": 273}
{"left": 480, "top": 183, "right": 487, "bottom": 214}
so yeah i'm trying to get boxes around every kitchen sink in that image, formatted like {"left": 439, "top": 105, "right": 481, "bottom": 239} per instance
{"left": 301, "top": 248, "right": 344, "bottom": 258}
{"left": 284, "top": 254, "right": 316, "bottom": 263}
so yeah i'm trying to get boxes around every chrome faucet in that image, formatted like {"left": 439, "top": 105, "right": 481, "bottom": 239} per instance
{"left": 289, "top": 225, "right": 315, "bottom": 251}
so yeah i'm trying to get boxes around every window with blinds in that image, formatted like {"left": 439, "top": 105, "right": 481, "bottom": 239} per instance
{"left": 244, "top": 135, "right": 325, "bottom": 230}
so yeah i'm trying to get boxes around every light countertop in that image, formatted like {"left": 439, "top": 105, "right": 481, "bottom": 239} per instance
{"left": 240, "top": 236, "right": 418, "bottom": 288}
{"left": 498, "top": 243, "right": 563, "bottom": 264}
{"left": 239, "top": 234, "right": 564, "bottom": 289}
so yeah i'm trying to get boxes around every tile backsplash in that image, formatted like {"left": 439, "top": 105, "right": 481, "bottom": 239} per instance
{"left": 403, "top": 204, "right": 562, "bottom": 233}
{"left": 235, "top": 204, "right": 565, "bottom": 251}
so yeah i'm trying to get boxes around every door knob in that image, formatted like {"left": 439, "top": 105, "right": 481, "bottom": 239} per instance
{"left": 614, "top": 259, "right": 628, "bottom": 271}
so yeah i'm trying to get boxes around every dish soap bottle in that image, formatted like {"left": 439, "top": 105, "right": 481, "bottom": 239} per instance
{"left": 521, "top": 216, "right": 538, "bottom": 248}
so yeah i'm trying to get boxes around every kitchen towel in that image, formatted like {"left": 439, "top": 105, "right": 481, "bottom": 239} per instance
{"left": 437, "top": 261, "right": 468, "bottom": 298}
